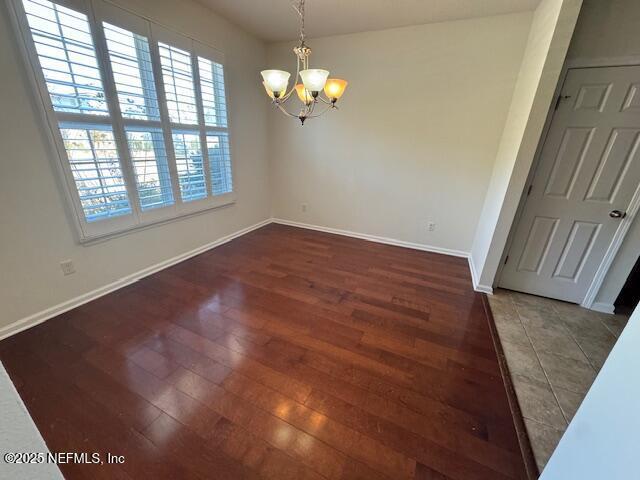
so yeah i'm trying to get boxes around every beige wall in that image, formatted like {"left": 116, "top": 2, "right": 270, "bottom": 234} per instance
{"left": 0, "top": 0, "right": 270, "bottom": 333}
{"left": 267, "top": 12, "right": 533, "bottom": 254}
{"left": 565, "top": 0, "right": 640, "bottom": 309}
{"left": 470, "top": 0, "right": 582, "bottom": 289}
{"left": 596, "top": 219, "right": 640, "bottom": 310}
{"left": 567, "top": 0, "right": 640, "bottom": 62}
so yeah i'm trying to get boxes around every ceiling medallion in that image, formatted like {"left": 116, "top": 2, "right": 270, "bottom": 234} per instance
{"left": 261, "top": 0, "right": 348, "bottom": 125}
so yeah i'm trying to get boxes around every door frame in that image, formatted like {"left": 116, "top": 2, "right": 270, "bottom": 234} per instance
{"left": 496, "top": 55, "right": 640, "bottom": 312}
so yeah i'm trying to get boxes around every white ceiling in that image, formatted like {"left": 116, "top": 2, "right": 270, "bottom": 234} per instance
{"left": 196, "top": 0, "right": 541, "bottom": 43}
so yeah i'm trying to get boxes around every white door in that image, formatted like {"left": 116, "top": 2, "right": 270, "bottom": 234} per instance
{"left": 500, "top": 66, "right": 640, "bottom": 303}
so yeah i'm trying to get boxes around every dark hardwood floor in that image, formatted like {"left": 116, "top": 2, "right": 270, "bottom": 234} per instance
{"left": 0, "top": 224, "right": 527, "bottom": 479}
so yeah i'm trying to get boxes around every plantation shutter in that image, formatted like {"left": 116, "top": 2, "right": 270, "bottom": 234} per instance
{"left": 12, "top": 0, "right": 236, "bottom": 241}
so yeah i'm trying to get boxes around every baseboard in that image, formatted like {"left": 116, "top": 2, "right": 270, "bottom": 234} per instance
{"left": 0, "top": 218, "right": 272, "bottom": 341}
{"left": 271, "top": 218, "right": 469, "bottom": 258}
{"left": 589, "top": 302, "right": 615, "bottom": 315}
{"left": 0, "top": 217, "right": 480, "bottom": 341}
{"left": 468, "top": 254, "right": 494, "bottom": 294}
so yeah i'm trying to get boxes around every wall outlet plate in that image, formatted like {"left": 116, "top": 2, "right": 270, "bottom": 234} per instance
{"left": 427, "top": 222, "right": 436, "bottom": 232}
{"left": 60, "top": 260, "right": 75, "bottom": 276}
{"left": 301, "top": 203, "right": 308, "bottom": 212}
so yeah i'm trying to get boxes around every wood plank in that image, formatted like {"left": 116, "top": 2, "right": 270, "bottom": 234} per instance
{"left": 0, "top": 224, "right": 527, "bottom": 479}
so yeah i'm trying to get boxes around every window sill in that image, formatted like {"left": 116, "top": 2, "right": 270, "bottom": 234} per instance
{"left": 79, "top": 192, "right": 237, "bottom": 246}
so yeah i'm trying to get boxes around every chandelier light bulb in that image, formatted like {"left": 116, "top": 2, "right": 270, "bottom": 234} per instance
{"left": 261, "top": 70, "right": 290, "bottom": 97}
{"left": 324, "top": 79, "right": 348, "bottom": 101}
{"left": 300, "top": 69, "right": 329, "bottom": 93}
{"left": 295, "top": 84, "right": 313, "bottom": 105}
{"left": 262, "top": 82, "right": 276, "bottom": 99}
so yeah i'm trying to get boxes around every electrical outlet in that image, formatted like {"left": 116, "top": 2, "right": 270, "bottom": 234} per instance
{"left": 427, "top": 222, "right": 436, "bottom": 232}
{"left": 301, "top": 203, "right": 308, "bottom": 213}
{"left": 60, "top": 260, "right": 75, "bottom": 276}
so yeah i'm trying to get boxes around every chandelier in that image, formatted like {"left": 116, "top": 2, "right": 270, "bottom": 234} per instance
{"left": 260, "top": 0, "right": 348, "bottom": 125}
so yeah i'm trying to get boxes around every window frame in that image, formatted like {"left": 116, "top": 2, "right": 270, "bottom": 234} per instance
{"left": 7, "top": 0, "right": 236, "bottom": 243}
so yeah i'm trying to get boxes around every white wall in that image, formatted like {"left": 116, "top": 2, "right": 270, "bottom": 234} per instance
{"left": 565, "top": 0, "right": 640, "bottom": 309}
{"left": 567, "top": 0, "right": 640, "bottom": 62}
{"left": 540, "top": 303, "right": 640, "bottom": 479}
{"left": 0, "top": 0, "right": 270, "bottom": 334}
{"left": 595, "top": 220, "right": 640, "bottom": 309}
{"left": 469, "top": 0, "right": 582, "bottom": 289}
{"left": 267, "top": 12, "right": 533, "bottom": 254}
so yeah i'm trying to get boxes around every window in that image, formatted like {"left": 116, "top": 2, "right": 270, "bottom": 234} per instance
{"left": 60, "top": 123, "right": 131, "bottom": 221}
{"left": 158, "top": 43, "right": 198, "bottom": 125}
{"left": 207, "top": 132, "right": 233, "bottom": 195}
{"left": 12, "top": 0, "right": 234, "bottom": 241}
{"left": 125, "top": 127, "right": 174, "bottom": 211}
{"left": 172, "top": 131, "right": 207, "bottom": 202}
{"left": 199, "top": 56, "right": 227, "bottom": 128}
{"left": 103, "top": 22, "right": 160, "bottom": 121}
{"left": 23, "top": 0, "right": 109, "bottom": 116}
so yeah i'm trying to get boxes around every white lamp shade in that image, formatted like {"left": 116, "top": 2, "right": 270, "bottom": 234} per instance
{"left": 261, "top": 70, "right": 290, "bottom": 95}
{"left": 300, "top": 69, "right": 329, "bottom": 92}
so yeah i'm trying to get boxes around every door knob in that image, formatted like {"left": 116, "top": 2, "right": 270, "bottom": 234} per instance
{"left": 609, "top": 210, "right": 626, "bottom": 219}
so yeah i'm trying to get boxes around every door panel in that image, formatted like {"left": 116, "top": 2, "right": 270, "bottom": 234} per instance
{"left": 573, "top": 83, "right": 612, "bottom": 112}
{"left": 500, "top": 66, "right": 640, "bottom": 303}
{"left": 543, "top": 127, "right": 593, "bottom": 198}
{"left": 584, "top": 128, "right": 640, "bottom": 202}
{"left": 552, "top": 221, "right": 599, "bottom": 280}
{"left": 622, "top": 83, "right": 640, "bottom": 112}
{"left": 517, "top": 216, "right": 559, "bottom": 273}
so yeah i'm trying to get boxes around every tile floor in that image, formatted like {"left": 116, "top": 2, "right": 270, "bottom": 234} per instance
{"left": 488, "top": 289, "right": 629, "bottom": 474}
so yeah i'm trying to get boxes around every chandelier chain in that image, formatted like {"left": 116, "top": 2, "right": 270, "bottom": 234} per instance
{"left": 291, "top": 0, "right": 306, "bottom": 44}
